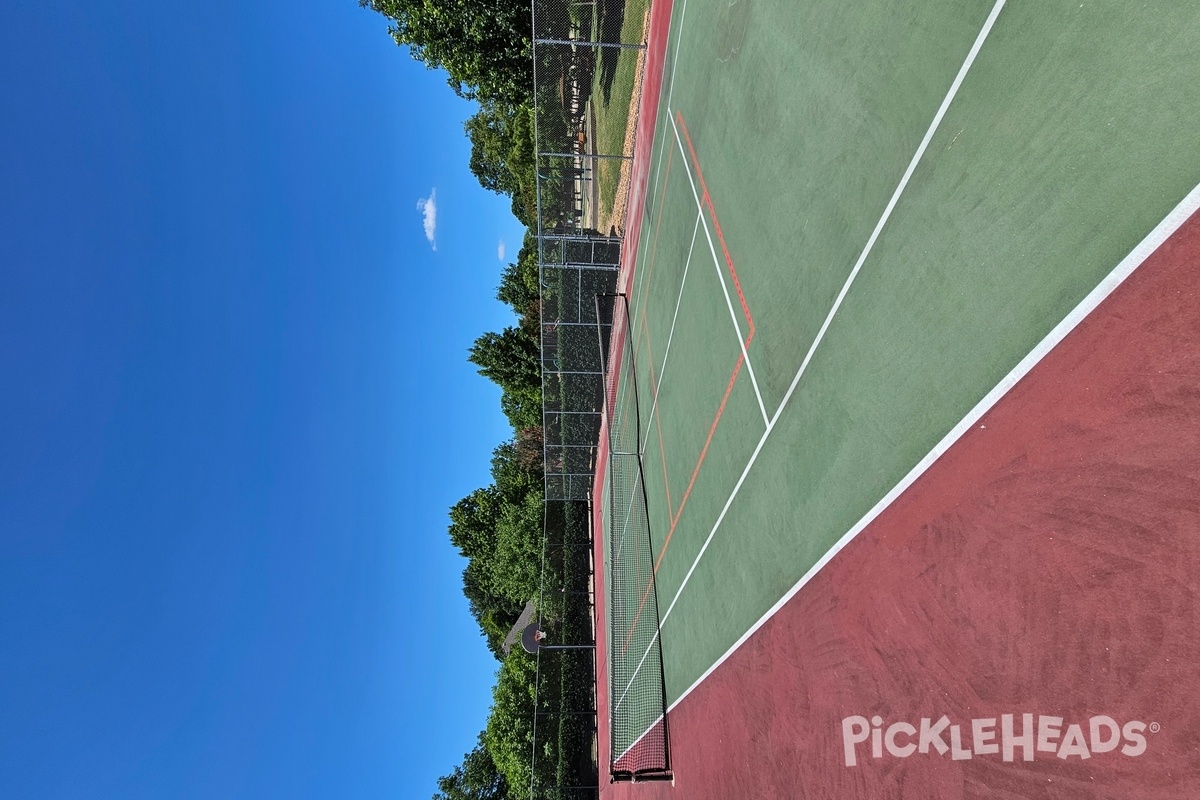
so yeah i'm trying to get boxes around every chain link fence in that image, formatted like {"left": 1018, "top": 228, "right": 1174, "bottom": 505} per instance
{"left": 534, "top": 0, "right": 649, "bottom": 507}
{"left": 532, "top": 0, "right": 667, "bottom": 790}
{"left": 529, "top": 498, "right": 599, "bottom": 800}
{"left": 540, "top": 243, "right": 619, "bottom": 503}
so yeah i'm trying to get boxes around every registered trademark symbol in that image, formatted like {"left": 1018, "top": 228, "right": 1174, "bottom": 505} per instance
{"left": 1149, "top": 722, "right": 1161, "bottom": 734}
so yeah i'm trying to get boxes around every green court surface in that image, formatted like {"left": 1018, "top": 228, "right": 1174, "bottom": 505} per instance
{"left": 605, "top": 0, "right": 1200, "bottom": 708}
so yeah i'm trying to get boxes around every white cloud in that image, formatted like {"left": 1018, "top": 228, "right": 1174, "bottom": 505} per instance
{"left": 417, "top": 189, "right": 437, "bottom": 250}
{"left": 497, "top": 240, "right": 506, "bottom": 261}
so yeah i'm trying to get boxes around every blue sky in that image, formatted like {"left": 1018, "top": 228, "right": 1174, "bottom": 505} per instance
{"left": 0, "top": 1, "right": 527, "bottom": 797}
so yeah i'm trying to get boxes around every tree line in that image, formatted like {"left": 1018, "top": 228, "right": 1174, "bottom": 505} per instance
{"left": 359, "top": 1, "right": 555, "bottom": 797}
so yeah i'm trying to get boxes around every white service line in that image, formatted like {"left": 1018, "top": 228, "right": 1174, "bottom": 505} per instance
{"left": 669, "top": 110, "right": 771, "bottom": 426}
{"left": 663, "top": 0, "right": 689, "bottom": 129}
{"left": 640, "top": 210, "right": 703, "bottom": 455}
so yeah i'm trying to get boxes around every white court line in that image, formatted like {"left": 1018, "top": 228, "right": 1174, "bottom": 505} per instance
{"left": 606, "top": 307, "right": 641, "bottom": 569}
{"left": 614, "top": 0, "right": 1009, "bottom": 711}
{"left": 606, "top": 0, "right": 695, "bottom": 737}
{"left": 627, "top": 0, "right": 700, "bottom": 441}
{"left": 608, "top": 313, "right": 648, "bottom": 574}
{"left": 640, "top": 210, "right": 703, "bottom": 455}
{"left": 609, "top": 309, "right": 635, "bottom": 440}
{"left": 669, "top": 111, "right": 771, "bottom": 426}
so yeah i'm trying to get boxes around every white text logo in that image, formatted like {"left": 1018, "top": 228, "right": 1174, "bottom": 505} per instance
{"left": 841, "top": 714, "right": 1150, "bottom": 767}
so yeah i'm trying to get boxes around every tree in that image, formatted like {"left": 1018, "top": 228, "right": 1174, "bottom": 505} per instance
{"left": 490, "top": 489, "right": 543, "bottom": 606}
{"left": 466, "top": 102, "right": 522, "bottom": 197}
{"left": 485, "top": 651, "right": 538, "bottom": 800}
{"left": 469, "top": 327, "right": 542, "bottom": 431}
{"left": 462, "top": 559, "right": 520, "bottom": 659}
{"left": 360, "top": 0, "right": 532, "bottom": 104}
{"left": 499, "top": 389, "right": 542, "bottom": 433}
{"left": 449, "top": 440, "right": 542, "bottom": 658}
{"left": 489, "top": 441, "right": 540, "bottom": 503}
{"left": 513, "top": 426, "right": 543, "bottom": 471}
{"left": 453, "top": 483, "right": 527, "bottom": 659}
{"left": 469, "top": 328, "right": 539, "bottom": 391}
{"left": 449, "top": 487, "right": 503, "bottom": 560}
{"left": 506, "top": 106, "right": 537, "bottom": 225}
{"left": 497, "top": 239, "right": 539, "bottom": 314}
{"left": 462, "top": 101, "right": 537, "bottom": 224}
{"left": 434, "top": 732, "right": 508, "bottom": 800}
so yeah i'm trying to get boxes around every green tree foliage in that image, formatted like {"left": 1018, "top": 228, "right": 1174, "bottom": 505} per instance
{"left": 469, "top": 328, "right": 539, "bottom": 390}
{"left": 506, "top": 106, "right": 537, "bottom": 225}
{"left": 449, "top": 441, "right": 543, "bottom": 659}
{"left": 469, "top": 327, "right": 542, "bottom": 431}
{"left": 495, "top": 239, "right": 545, "bottom": 433}
{"left": 497, "top": 237, "right": 540, "bottom": 314}
{"left": 360, "top": 0, "right": 532, "bottom": 104}
{"left": 491, "top": 489, "right": 543, "bottom": 606}
{"left": 464, "top": 101, "right": 538, "bottom": 225}
{"left": 485, "top": 652, "right": 538, "bottom": 800}
{"left": 499, "top": 391, "right": 542, "bottom": 436}
{"left": 451, "top": 489, "right": 521, "bottom": 658}
{"left": 449, "top": 486, "right": 503, "bottom": 559}
{"left": 466, "top": 101, "right": 523, "bottom": 197}
{"left": 434, "top": 732, "right": 508, "bottom": 800}
{"left": 490, "top": 441, "right": 540, "bottom": 502}
{"left": 462, "top": 559, "right": 518, "bottom": 659}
